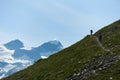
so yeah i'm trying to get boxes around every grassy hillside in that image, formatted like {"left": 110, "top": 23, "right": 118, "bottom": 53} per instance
{"left": 95, "top": 20, "right": 120, "bottom": 55}
{"left": 3, "top": 20, "right": 120, "bottom": 80}
{"left": 84, "top": 20, "right": 120, "bottom": 80}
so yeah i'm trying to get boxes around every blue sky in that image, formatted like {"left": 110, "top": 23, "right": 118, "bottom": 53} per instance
{"left": 0, "top": 0, "right": 120, "bottom": 47}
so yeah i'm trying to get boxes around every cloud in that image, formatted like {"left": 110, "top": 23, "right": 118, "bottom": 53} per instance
{"left": 0, "top": 45, "right": 32, "bottom": 64}
{"left": 0, "top": 45, "right": 14, "bottom": 62}
{"left": 0, "top": 44, "right": 32, "bottom": 79}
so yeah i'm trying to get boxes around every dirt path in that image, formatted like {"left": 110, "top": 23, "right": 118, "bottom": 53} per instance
{"left": 94, "top": 36, "right": 113, "bottom": 54}
{"left": 67, "top": 36, "right": 119, "bottom": 80}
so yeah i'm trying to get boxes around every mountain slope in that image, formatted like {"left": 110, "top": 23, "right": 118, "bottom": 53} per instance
{"left": 3, "top": 20, "right": 120, "bottom": 80}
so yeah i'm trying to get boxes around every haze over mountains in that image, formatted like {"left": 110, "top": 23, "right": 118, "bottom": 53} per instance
{"left": 0, "top": 39, "right": 63, "bottom": 79}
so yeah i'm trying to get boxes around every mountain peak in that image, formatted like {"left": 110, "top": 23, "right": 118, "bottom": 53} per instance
{"left": 48, "top": 40, "right": 62, "bottom": 45}
{"left": 40, "top": 40, "right": 63, "bottom": 52}
{"left": 4, "top": 39, "right": 24, "bottom": 50}
{"left": 29, "top": 40, "right": 63, "bottom": 58}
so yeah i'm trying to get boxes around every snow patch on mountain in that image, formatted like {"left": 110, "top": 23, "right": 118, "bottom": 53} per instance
{"left": 20, "top": 47, "right": 32, "bottom": 50}
{"left": 41, "top": 56, "right": 48, "bottom": 59}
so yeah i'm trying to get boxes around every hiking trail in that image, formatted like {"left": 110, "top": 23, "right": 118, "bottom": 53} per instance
{"left": 67, "top": 35, "right": 119, "bottom": 80}
{"left": 94, "top": 36, "right": 113, "bottom": 54}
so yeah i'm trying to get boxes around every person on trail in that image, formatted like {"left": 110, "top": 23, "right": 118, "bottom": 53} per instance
{"left": 99, "top": 35, "right": 102, "bottom": 42}
{"left": 90, "top": 30, "right": 93, "bottom": 35}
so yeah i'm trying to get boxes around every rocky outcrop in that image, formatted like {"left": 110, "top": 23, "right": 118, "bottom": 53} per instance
{"left": 67, "top": 54, "right": 120, "bottom": 80}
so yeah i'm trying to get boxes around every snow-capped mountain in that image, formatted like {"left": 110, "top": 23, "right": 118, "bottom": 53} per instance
{"left": 5, "top": 39, "right": 63, "bottom": 61}
{"left": 34, "top": 40, "right": 63, "bottom": 58}
{"left": 4, "top": 39, "right": 24, "bottom": 50}
{"left": 0, "top": 39, "right": 63, "bottom": 79}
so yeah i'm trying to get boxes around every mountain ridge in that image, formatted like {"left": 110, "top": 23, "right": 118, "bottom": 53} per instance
{"left": 2, "top": 20, "right": 120, "bottom": 80}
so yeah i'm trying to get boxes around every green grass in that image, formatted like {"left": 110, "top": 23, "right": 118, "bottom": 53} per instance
{"left": 95, "top": 19, "right": 120, "bottom": 54}
{"left": 3, "top": 35, "right": 104, "bottom": 80}
{"left": 84, "top": 19, "right": 120, "bottom": 80}
{"left": 3, "top": 19, "right": 120, "bottom": 80}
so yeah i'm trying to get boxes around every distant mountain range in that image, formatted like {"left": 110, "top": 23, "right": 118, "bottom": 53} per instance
{"left": 0, "top": 40, "right": 63, "bottom": 79}
{"left": 4, "top": 39, "right": 63, "bottom": 62}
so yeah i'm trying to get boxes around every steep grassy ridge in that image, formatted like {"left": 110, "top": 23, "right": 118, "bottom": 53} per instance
{"left": 3, "top": 36, "right": 104, "bottom": 80}
{"left": 85, "top": 20, "right": 120, "bottom": 80}
{"left": 3, "top": 20, "right": 120, "bottom": 80}
{"left": 95, "top": 20, "right": 120, "bottom": 54}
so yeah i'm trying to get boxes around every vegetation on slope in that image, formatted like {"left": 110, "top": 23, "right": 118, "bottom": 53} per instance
{"left": 84, "top": 20, "right": 120, "bottom": 80}
{"left": 3, "top": 20, "right": 120, "bottom": 80}
{"left": 3, "top": 36, "right": 104, "bottom": 80}
{"left": 95, "top": 20, "right": 120, "bottom": 55}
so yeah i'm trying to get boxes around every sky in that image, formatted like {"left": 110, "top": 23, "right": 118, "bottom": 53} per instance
{"left": 0, "top": 0, "right": 120, "bottom": 48}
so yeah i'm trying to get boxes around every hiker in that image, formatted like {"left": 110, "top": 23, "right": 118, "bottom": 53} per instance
{"left": 99, "top": 35, "right": 102, "bottom": 42}
{"left": 90, "top": 30, "right": 93, "bottom": 35}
